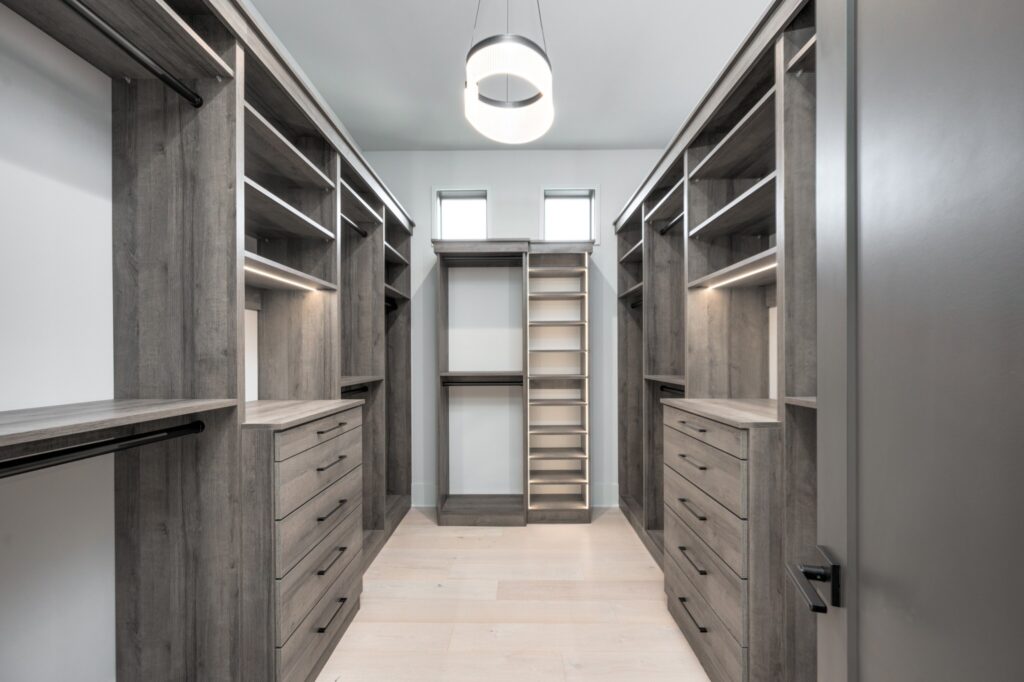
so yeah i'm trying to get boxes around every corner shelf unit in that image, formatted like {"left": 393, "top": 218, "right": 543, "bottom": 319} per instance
{"left": 434, "top": 240, "right": 593, "bottom": 526}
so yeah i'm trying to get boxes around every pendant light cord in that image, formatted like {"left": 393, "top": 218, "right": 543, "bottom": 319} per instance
{"left": 469, "top": 0, "right": 482, "bottom": 52}
{"left": 536, "top": 0, "right": 547, "bottom": 51}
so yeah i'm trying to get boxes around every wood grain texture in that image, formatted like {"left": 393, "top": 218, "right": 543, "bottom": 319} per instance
{"left": 243, "top": 399, "right": 363, "bottom": 430}
{"left": 663, "top": 399, "right": 778, "bottom": 430}
{"left": 257, "top": 290, "right": 341, "bottom": 397}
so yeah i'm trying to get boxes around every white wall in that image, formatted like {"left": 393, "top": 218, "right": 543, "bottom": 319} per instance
{"left": 366, "top": 149, "right": 659, "bottom": 507}
{"left": 0, "top": 5, "right": 115, "bottom": 680}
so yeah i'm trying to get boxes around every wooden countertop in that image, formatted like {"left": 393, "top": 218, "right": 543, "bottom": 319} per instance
{"left": 0, "top": 399, "right": 237, "bottom": 448}
{"left": 243, "top": 399, "right": 363, "bottom": 430}
{"left": 661, "top": 398, "right": 779, "bottom": 428}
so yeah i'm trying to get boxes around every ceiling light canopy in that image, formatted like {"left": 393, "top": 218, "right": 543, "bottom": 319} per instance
{"left": 464, "top": 2, "right": 553, "bottom": 145}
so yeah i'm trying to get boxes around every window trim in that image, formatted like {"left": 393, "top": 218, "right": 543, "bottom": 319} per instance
{"left": 540, "top": 188, "right": 598, "bottom": 243}
{"left": 434, "top": 188, "right": 490, "bottom": 240}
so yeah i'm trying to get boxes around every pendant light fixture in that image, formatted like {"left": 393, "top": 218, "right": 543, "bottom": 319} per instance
{"left": 464, "top": 0, "right": 553, "bottom": 144}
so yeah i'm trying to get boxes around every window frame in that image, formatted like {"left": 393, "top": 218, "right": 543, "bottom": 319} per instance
{"left": 540, "top": 188, "right": 598, "bottom": 243}
{"left": 434, "top": 188, "right": 490, "bottom": 241}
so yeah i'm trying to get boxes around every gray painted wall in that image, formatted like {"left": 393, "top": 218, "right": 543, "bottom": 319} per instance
{"left": 0, "top": 5, "right": 115, "bottom": 680}
{"left": 366, "top": 149, "right": 659, "bottom": 507}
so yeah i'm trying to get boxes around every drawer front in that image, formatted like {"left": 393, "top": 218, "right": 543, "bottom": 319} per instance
{"left": 665, "top": 465, "right": 747, "bottom": 577}
{"left": 275, "top": 406, "right": 362, "bottom": 462}
{"left": 276, "top": 426, "right": 362, "bottom": 520}
{"left": 664, "top": 426, "right": 747, "bottom": 518}
{"left": 276, "top": 467, "right": 361, "bottom": 577}
{"left": 664, "top": 406, "right": 746, "bottom": 459}
{"left": 666, "top": 551, "right": 746, "bottom": 682}
{"left": 277, "top": 550, "right": 362, "bottom": 682}
{"left": 665, "top": 504, "right": 746, "bottom": 645}
{"left": 276, "top": 502, "right": 363, "bottom": 646}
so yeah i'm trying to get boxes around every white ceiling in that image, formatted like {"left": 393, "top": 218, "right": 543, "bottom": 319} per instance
{"left": 247, "top": 0, "right": 772, "bottom": 151}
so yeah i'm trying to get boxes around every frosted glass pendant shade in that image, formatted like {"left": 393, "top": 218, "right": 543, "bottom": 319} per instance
{"left": 464, "top": 35, "right": 554, "bottom": 144}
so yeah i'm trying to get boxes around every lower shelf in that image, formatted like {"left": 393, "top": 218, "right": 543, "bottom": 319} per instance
{"left": 529, "top": 493, "right": 587, "bottom": 511}
{"left": 438, "top": 494, "right": 525, "bottom": 526}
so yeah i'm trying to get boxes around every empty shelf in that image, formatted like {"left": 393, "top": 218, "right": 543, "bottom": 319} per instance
{"left": 529, "top": 494, "right": 587, "bottom": 511}
{"left": 339, "top": 375, "right": 384, "bottom": 388}
{"left": 528, "top": 349, "right": 587, "bottom": 353}
{"left": 440, "top": 494, "right": 524, "bottom": 523}
{"left": 339, "top": 177, "right": 384, "bottom": 225}
{"left": 244, "top": 178, "right": 334, "bottom": 241}
{"left": 645, "top": 374, "right": 687, "bottom": 387}
{"left": 529, "top": 399, "right": 588, "bottom": 406}
{"left": 384, "top": 241, "right": 409, "bottom": 265}
{"left": 689, "top": 87, "right": 776, "bottom": 180}
{"left": 530, "top": 374, "right": 587, "bottom": 381}
{"left": 645, "top": 174, "right": 686, "bottom": 224}
{"left": 528, "top": 320, "right": 585, "bottom": 327}
{"left": 384, "top": 283, "right": 410, "bottom": 302}
{"left": 529, "top": 266, "right": 586, "bottom": 278}
{"left": 529, "top": 472, "right": 588, "bottom": 484}
{"left": 785, "top": 396, "right": 818, "bottom": 409}
{"left": 529, "top": 292, "right": 586, "bottom": 301}
{"left": 530, "top": 448, "right": 588, "bottom": 459}
{"left": 787, "top": 34, "right": 817, "bottom": 73}
{"left": 689, "top": 172, "right": 777, "bottom": 240}
{"left": 619, "top": 239, "right": 643, "bottom": 264}
{"left": 244, "top": 251, "right": 336, "bottom": 291}
{"left": 619, "top": 281, "right": 644, "bottom": 299}
{"left": 441, "top": 372, "right": 523, "bottom": 386}
{"left": 244, "top": 103, "right": 334, "bottom": 190}
{"left": 0, "top": 399, "right": 236, "bottom": 449}
{"left": 529, "top": 424, "right": 587, "bottom": 435}
{"left": 688, "top": 247, "right": 778, "bottom": 289}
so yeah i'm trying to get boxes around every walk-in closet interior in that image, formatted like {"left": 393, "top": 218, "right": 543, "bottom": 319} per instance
{"left": 2, "top": 0, "right": 1021, "bottom": 680}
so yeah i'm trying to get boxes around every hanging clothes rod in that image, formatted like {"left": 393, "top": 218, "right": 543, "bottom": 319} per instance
{"left": 341, "top": 385, "right": 371, "bottom": 396}
{"left": 61, "top": 0, "right": 204, "bottom": 108}
{"left": 0, "top": 421, "right": 205, "bottom": 480}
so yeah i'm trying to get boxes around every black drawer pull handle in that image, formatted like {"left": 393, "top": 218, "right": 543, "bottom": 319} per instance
{"left": 316, "top": 597, "right": 348, "bottom": 633}
{"left": 317, "top": 546, "right": 349, "bottom": 576}
{"left": 317, "top": 499, "right": 348, "bottom": 523}
{"left": 678, "top": 498, "right": 707, "bottom": 521}
{"left": 316, "top": 455, "right": 348, "bottom": 473}
{"left": 677, "top": 453, "right": 707, "bottom": 471}
{"left": 678, "top": 420, "right": 708, "bottom": 434}
{"left": 678, "top": 597, "right": 708, "bottom": 633}
{"left": 317, "top": 422, "right": 348, "bottom": 436}
{"left": 678, "top": 546, "right": 708, "bottom": 575}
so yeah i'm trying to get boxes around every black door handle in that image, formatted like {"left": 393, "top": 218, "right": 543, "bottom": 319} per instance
{"left": 786, "top": 546, "right": 842, "bottom": 613}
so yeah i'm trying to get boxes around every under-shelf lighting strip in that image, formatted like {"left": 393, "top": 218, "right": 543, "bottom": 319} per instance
{"left": 244, "top": 264, "right": 317, "bottom": 291}
{"left": 708, "top": 263, "right": 777, "bottom": 290}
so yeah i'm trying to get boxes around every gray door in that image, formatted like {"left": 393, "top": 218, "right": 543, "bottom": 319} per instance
{"left": 816, "top": 0, "right": 1024, "bottom": 679}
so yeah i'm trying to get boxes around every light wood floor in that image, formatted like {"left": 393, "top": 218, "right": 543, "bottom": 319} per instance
{"left": 317, "top": 507, "right": 710, "bottom": 681}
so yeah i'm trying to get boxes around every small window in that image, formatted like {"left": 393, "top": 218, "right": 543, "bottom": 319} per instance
{"left": 438, "top": 190, "right": 487, "bottom": 240}
{"left": 543, "top": 189, "right": 595, "bottom": 242}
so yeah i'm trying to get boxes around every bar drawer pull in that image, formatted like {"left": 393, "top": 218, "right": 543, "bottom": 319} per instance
{"left": 678, "top": 546, "right": 708, "bottom": 575}
{"left": 317, "top": 422, "right": 347, "bottom": 436}
{"left": 317, "top": 499, "right": 348, "bottom": 523}
{"left": 678, "top": 597, "right": 708, "bottom": 633}
{"left": 678, "top": 419, "right": 707, "bottom": 434}
{"left": 316, "top": 546, "right": 348, "bottom": 576}
{"left": 677, "top": 497, "right": 707, "bottom": 522}
{"left": 677, "top": 453, "right": 707, "bottom": 471}
{"left": 316, "top": 455, "right": 348, "bottom": 472}
{"left": 316, "top": 597, "right": 348, "bottom": 633}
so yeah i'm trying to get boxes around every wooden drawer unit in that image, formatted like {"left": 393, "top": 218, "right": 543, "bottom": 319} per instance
{"left": 276, "top": 426, "right": 362, "bottom": 519}
{"left": 277, "top": 551, "right": 362, "bottom": 682}
{"left": 666, "top": 547, "right": 745, "bottom": 682}
{"left": 276, "top": 502, "right": 363, "bottom": 645}
{"left": 665, "top": 503, "right": 747, "bottom": 645}
{"left": 660, "top": 399, "right": 780, "bottom": 682}
{"left": 665, "top": 424, "right": 747, "bottom": 517}
{"left": 666, "top": 465, "right": 747, "bottom": 577}
{"left": 242, "top": 400, "right": 366, "bottom": 682}
{"left": 275, "top": 406, "right": 362, "bottom": 461}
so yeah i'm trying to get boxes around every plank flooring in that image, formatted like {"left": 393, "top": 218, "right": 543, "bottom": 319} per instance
{"left": 316, "top": 507, "right": 710, "bottom": 681}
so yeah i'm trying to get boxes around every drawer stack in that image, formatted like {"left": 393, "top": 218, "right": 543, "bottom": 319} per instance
{"left": 242, "top": 400, "right": 366, "bottom": 682}
{"left": 661, "top": 399, "right": 782, "bottom": 682}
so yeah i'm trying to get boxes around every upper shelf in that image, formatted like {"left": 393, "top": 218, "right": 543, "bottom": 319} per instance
{"left": 4, "top": 0, "right": 233, "bottom": 82}
{"left": 384, "top": 283, "right": 410, "bottom": 303}
{"left": 339, "top": 177, "right": 384, "bottom": 226}
{"left": 787, "top": 35, "right": 817, "bottom": 74}
{"left": 529, "top": 266, "right": 586, "bottom": 278}
{"left": 619, "top": 239, "right": 643, "bottom": 264}
{"left": 244, "top": 178, "right": 333, "bottom": 241}
{"left": 689, "top": 87, "right": 776, "bottom": 181}
{"left": 244, "top": 251, "right": 336, "bottom": 291}
{"left": 689, "top": 247, "right": 778, "bottom": 289}
{"left": 384, "top": 241, "right": 409, "bottom": 266}
{"left": 529, "top": 292, "right": 586, "bottom": 301}
{"left": 244, "top": 103, "right": 334, "bottom": 190}
{"left": 690, "top": 172, "right": 777, "bottom": 240}
{"left": 645, "top": 174, "right": 686, "bottom": 225}
{"left": 619, "top": 281, "right": 644, "bottom": 300}
{"left": 0, "top": 399, "right": 236, "bottom": 450}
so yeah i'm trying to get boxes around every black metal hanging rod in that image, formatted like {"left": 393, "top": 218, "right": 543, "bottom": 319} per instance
{"left": 0, "top": 421, "right": 205, "bottom": 480}
{"left": 660, "top": 385, "right": 686, "bottom": 396}
{"left": 61, "top": 0, "right": 204, "bottom": 108}
{"left": 341, "top": 385, "right": 371, "bottom": 396}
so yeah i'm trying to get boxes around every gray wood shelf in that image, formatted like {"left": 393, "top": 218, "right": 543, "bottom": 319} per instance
{"left": 784, "top": 395, "right": 818, "bottom": 409}
{"left": 528, "top": 266, "right": 586, "bottom": 277}
{"left": 689, "top": 172, "right": 777, "bottom": 240}
{"left": 787, "top": 34, "right": 817, "bottom": 73}
{"left": 244, "top": 178, "right": 334, "bottom": 241}
{"left": 528, "top": 320, "right": 586, "bottom": 327}
{"left": 339, "top": 177, "right": 384, "bottom": 226}
{"left": 530, "top": 472, "right": 588, "bottom": 484}
{"left": 619, "top": 239, "right": 644, "bottom": 263}
{"left": 619, "top": 281, "right": 644, "bottom": 299}
{"left": 529, "top": 448, "right": 588, "bottom": 459}
{"left": 244, "top": 103, "right": 334, "bottom": 190}
{"left": 383, "top": 283, "right": 409, "bottom": 302}
{"left": 528, "top": 292, "right": 586, "bottom": 301}
{"left": 244, "top": 251, "right": 337, "bottom": 291}
{"left": 646, "top": 174, "right": 687, "bottom": 224}
{"left": 241, "top": 399, "right": 363, "bottom": 430}
{"left": 528, "top": 425, "right": 588, "bottom": 435}
{"left": 383, "top": 241, "right": 409, "bottom": 265}
{"left": 529, "top": 398, "right": 588, "bottom": 406}
{"left": 0, "top": 399, "right": 236, "bottom": 449}
{"left": 339, "top": 375, "right": 384, "bottom": 388}
{"left": 440, "top": 371, "right": 524, "bottom": 386}
{"left": 529, "top": 494, "right": 587, "bottom": 511}
{"left": 688, "top": 247, "right": 778, "bottom": 289}
{"left": 689, "top": 86, "right": 776, "bottom": 180}
{"left": 645, "top": 374, "right": 687, "bottom": 387}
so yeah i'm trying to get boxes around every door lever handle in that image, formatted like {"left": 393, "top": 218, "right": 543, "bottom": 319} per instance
{"left": 786, "top": 545, "right": 842, "bottom": 614}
